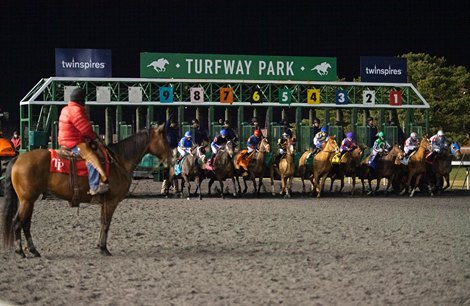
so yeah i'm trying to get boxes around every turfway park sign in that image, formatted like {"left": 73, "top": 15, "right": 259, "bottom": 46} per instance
{"left": 140, "top": 53, "right": 337, "bottom": 81}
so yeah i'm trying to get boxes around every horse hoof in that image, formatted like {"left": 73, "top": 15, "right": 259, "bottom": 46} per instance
{"left": 15, "top": 249, "right": 26, "bottom": 258}
{"left": 187, "top": 197, "right": 190, "bottom": 200}
{"left": 99, "top": 247, "right": 112, "bottom": 256}
{"left": 29, "top": 248, "right": 41, "bottom": 257}
{"left": 271, "top": 193, "right": 276, "bottom": 197}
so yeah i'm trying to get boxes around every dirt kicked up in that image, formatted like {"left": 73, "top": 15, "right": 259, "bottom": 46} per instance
{"left": 1, "top": 180, "right": 469, "bottom": 306}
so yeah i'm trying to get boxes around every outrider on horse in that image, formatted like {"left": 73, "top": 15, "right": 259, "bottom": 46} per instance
{"left": 2, "top": 125, "right": 172, "bottom": 257}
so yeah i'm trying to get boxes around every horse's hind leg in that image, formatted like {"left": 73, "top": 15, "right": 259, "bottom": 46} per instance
{"left": 14, "top": 200, "right": 39, "bottom": 258}
{"left": 442, "top": 174, "right": 450, "bottom": 191}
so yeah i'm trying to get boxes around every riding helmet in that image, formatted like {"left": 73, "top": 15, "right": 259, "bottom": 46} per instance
{"left": 184, "top": 131, "right": 192, "bottom": 138}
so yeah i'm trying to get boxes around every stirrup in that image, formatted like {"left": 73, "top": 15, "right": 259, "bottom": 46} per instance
{"left": 89, "top": 183, "right": 109, "bottom": 196}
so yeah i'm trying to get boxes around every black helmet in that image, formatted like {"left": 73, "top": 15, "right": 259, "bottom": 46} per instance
{"left": 70, "top": 88, "right": 86, "bottom": 105}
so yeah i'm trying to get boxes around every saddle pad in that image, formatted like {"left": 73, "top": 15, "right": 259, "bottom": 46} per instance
{"left": 49, "top": 149, "right": 88, "bottom": 176}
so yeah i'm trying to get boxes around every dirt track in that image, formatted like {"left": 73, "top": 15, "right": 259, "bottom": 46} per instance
{"left": 1, "top": 180, "right": 470, "bottom": 305}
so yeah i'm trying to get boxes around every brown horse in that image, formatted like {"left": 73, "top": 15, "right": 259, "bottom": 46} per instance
{"left": 312, "top": 136, "right": 339, "bottom": 198}
{"left": 2, "top": 125, "right": 172, "bottom": 257}
{"left": 359, "top": 145, "right": 403, "bottom": 195}
{"left": 400, "top": 137, "right": 431, "bottom": 197}
{"left": 328, "top": 145, "right": 364, "bottom": 195}
{"left": 426, "top": 141, "right": 461, "bottom": 194}
{"left": 206, "top": 141, "right": 237, "bottom": 198}
{"left": 234, "top": 138, "right": 271, "bottom": 196}
{"left": 270, "top": 139, "right": 295, "bottom": 197}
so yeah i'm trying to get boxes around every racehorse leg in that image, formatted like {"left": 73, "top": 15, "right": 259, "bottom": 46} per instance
{"left": 208, "top": 178, "right": 214, "bottom": 196}
{"left": 196, "top": 176, "right": 203, "bottom": 200}
{"left": 14, "top": 200, "right": 37, "bottom": 258}
{"left": 351, "top": 176, "right": 356, "bottom": 195}
{"left": 218, "top": 179, "right": 225, "bottom": 199}
{"left": 270, "top": 165, "right": 276, "bottom": 196}
{"left": 338, "top": 177, "right": 344, "bottom": 193}
{"left": 299, "top": 166, "right": 306, "bottom": 193}
{"left": 285, "top": 175, "right": 293, "bottom": 198}
{"left": 329, "top": 178, "right": 335, "bottom": 193}
{"left": 231, "top": 177, "right": 237, "bottom": 197}
{"left": 97, "top": 200, "right": 118, "bottom": 256}
{"left": 183, "top": 175, "right": 191, "bottom": 200}
{"left": 257, "top": 176, "right": 263, "bottom": 197}
{"left": 410, "top": 174, "right": 423, "bottom": 197}
{"left": 317, "top": 174, "right": 327, "bottom": 198}
{"left": 442, "top": 173, "right": 450, "bottom": 191}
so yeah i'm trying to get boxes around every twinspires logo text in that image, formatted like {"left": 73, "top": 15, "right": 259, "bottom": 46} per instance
{"left": 55, "top": 48, "right": 112, "bottom": 77}
{"left": 360, "top": 56, "right": 407, "bottom": 83}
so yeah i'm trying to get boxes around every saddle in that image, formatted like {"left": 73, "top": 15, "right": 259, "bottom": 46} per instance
{"left": 236, "top": 149, "right": 254, "bottom": 171}
{"left": 50, "top": 143, "right": 110, "bottom": 207}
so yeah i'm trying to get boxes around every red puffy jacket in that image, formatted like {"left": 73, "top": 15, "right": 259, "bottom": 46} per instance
{"left": 58, "top": 101, "right": 96, "bottom": 148}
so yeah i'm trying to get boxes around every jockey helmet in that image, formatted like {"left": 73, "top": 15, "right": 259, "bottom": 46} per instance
{"left": 220, "top": 129, "right": 228, "bottom": 136}
{"left": 410, "top": 132, "right": 417, "bottom": 139}
{"left": 377, "top": 131, "right": 384, "bottom": 138}
{"left": 254, "top": 130, "right": 262, "bottom": 137}
{"left": 346, "top": 132, "right": 354, "bottom": 139}
{"left": 321, "top": 126, "right": 328, "bottom": 133}
{"left": 437, "top": 130, "right": 444, "bottom": 136}
{"left": 184, "top": 131, "right": 192, "bottom": 138}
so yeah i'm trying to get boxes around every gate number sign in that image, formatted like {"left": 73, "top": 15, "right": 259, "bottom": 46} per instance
{"left": 307, "top": 89, "right": 320, "bottom": 104}
{"left": 190, "top": 87, "right": 204, "bottom": 103}
{"left": 336, "top": 90, "right": 348, "bottom": 105}
{"left": 250, "top": 88, "right": 263, "bottom": 103}
{"left": 220, "top": 87, "right": 233, "bottom": 103}
{"left": 279, "top": 89, "right": 292, "bottom": 104}
{"left": 363, "top": 90, "right": 375, "bottom": 105}
{"left": 389, "top": 90, "right": 402, "bottom": 106}
{"left": 159, "top": 87, "right": 174, "bottom": 103}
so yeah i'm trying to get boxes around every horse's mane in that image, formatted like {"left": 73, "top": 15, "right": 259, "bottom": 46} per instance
{"left": 108, "top": 129, "right": 149, "bottom": 161}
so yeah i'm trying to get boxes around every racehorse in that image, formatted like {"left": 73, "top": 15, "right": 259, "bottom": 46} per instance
{"left": 359, "top": 145, "right": 403, "bottom": 195}
{"left": 164, "top": 146, "right": 206, "bottom": 200}
{"left": 270, "top": 140, "right": 295, "bottom": 197}
{"left": 426, "top": 141, "right": 462, "bottom": 194}
{"left": 206, "top": 141, "right": 237, "bottom": 198}
{"left": 234, "top": 138, "right": 271, "bottom": 196}
{"left": 1, "top": 125, "right": 172, "bottom": 257}
{"left": 400, "top": 137, "right": 431, "bottom": 197}
{"left": 312, "top": 136, "right": 339, "bottom": 198}
{"left": 328, "top": 145, "right": 364, "bottom": 195}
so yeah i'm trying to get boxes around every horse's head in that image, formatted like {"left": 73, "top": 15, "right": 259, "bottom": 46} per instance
{"left": 419, "top": 137, "right": 432, "bottom": 152}
{"left": 325, "top": 136, "right": 339, "bottom": 153}
{"left": 148, "top": 124, "right": 172, "bottom": 162}
{"left": 260, "top": 138, "right": 271, "bottom": 153}
{"left": 225, "top": 140, "right": 235, "bottom": 158}
{"left": 451, "top": 142, "right": 462, "bottom": 159}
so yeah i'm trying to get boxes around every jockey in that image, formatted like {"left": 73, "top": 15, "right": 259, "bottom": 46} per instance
{"left": 246, "top": 129, "right": 263, "bottom": 154}
{"left": 369, "top": 131, "right": 391, "bottom": 163}
{"left": 209, "top": 129, "right": 228, "bottom": 165}
{"left": 58, "top": 88, "right": 108, "bottom": 195}
{"left": 430, "top": 130, "right": 448, "bottom": 153}
{"left": 177, "top": 131, "right": 193, "bottom": 160}
{"left": 404, "top": 132, "right": 419, "bottom": 157}
{"left": 278, "top": 132, "right": 291, "bottom": 155}
{"left": 340, "top": 132, "right": 357, "bottom": 156}
{"left": 313, "top": 126, "right": 329, "bottom": 153}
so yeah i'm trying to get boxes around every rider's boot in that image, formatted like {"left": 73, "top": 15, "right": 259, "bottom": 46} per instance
{"left": 77, "top": 143, "right": 109, "bottom": 194}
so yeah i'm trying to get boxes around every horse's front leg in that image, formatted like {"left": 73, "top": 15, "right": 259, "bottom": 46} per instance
{"left": 285, "top": 175, "right": 293, "bottom": 198}
{"left": 218, "top": 179, "right": 225, "bottom": 199}
{"left": 231, "top": 177, "right": 237, "bottom": 197}
{"left": 317, "top": 174, "right": 327, "bottom": 198}
{"left": 270, "top": 166, "right": 276, "bottom": 196}
{"left": 257, "top": 176, "right": 263, "bottom": 197}
{"left": 98, "top": 200, "right": 118, "bottom": 256}
{"left": 280, "top": 175, "right": 286, "bottom": 195}
{"left": 400, "top": 174, "right": 412, "bottom": 196}
{"left": 442, "top": 173, "right": 450, "bottom": 191}
{"left": 351, "top": 175, "right": 356, "bottom": 195}
{"left": 410, "top": 174, "right": 423, "bottom": 197}
{"left": 208, "top": 178, "right": 214, "bottom": 196}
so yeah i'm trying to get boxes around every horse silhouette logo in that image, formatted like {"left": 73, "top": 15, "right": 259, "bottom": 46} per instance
{"left": 147, "top": 58, "right": 169, "bottom": 72}
{"left": 311, "top": 62, "right": 332, "bottom": 76}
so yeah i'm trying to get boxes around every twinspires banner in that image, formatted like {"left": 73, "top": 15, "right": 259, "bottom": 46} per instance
{"left": 55, "top": 48, "right": 112, "bottom": 77}
{"left": 140, "top": 52, "right": 337, "bottom": 81}
{"left": 360, "top": 56, "right": 407, "bottom": 83}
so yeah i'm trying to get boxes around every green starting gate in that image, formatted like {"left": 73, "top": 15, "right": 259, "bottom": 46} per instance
{"left": 18, "top": 77, "right": 430, "bottom": 165}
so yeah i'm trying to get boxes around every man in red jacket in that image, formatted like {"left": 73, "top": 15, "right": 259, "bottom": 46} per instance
{"left": 58, "top": 88, "right": 108, "bottom": 195}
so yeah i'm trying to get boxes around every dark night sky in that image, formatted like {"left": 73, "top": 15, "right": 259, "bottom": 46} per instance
{"left": 1, "top": 1, "right": 469, "bottom": 127}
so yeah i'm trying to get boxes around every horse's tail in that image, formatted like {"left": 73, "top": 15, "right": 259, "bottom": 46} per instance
{"left": 2, "top": 156, "right": 19, "bottom": 248}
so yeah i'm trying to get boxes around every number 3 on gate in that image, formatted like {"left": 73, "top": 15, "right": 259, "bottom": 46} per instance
{"left": 307, "top": 89, "right": 320, "bottom": 104}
